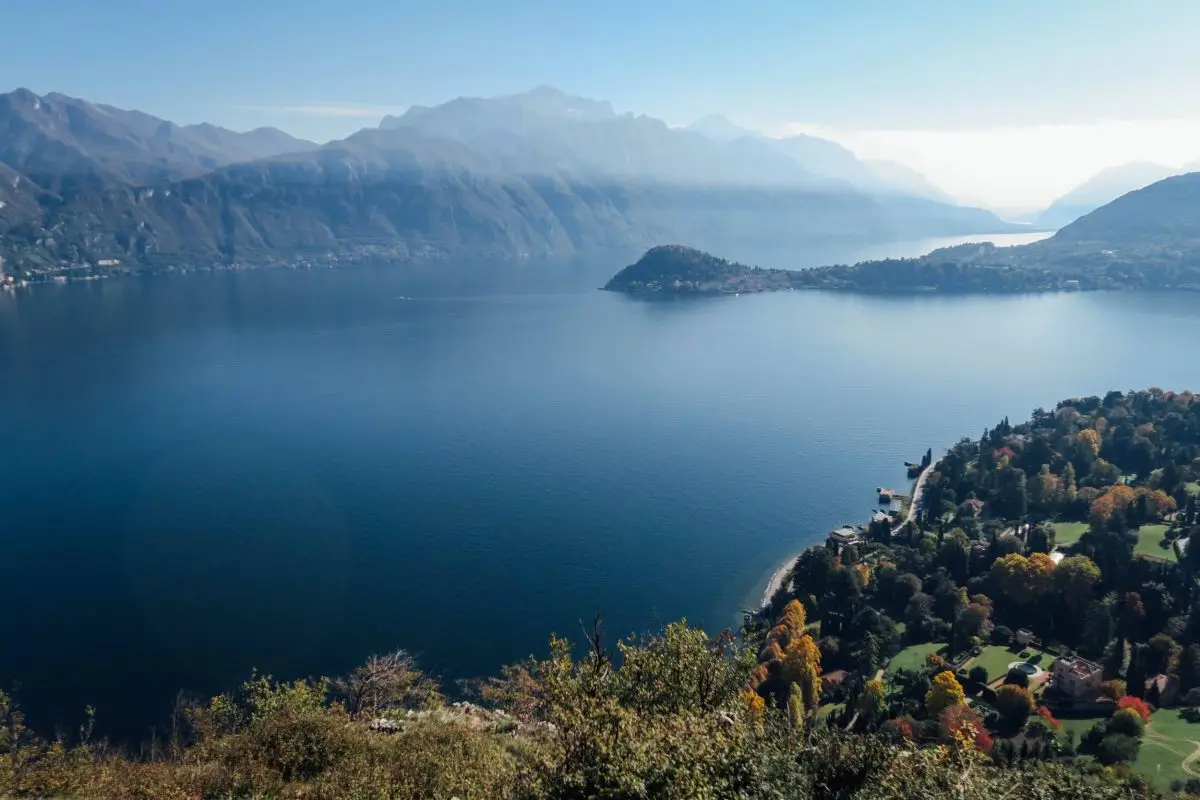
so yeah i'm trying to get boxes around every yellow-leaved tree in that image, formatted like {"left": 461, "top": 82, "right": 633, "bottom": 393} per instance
{"left": 782, "top": 632, "right": 822, "bottom": 714}
{"left": 925, "top": 671, "right": 965, "bottom": 717}
{"left": 990, "top": 553, "right": 1054, "bottom": 607}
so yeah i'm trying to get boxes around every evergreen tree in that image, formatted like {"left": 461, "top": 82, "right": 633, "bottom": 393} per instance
{"left": 1126, "top": 646, "right": 1147, "bottom": 698}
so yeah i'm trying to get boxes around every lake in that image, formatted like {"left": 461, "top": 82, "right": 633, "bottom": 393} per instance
{"left": 2, "top": 234, "right": 1197, "bottom": 741}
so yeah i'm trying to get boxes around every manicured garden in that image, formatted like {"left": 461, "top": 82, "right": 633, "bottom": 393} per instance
{"left": 1052, "top": 521, "right": 1090, "bottom": 547}
{"left": 1134, "top": 523, "right": 1177, "bottom": 562}
{"left": 1052, "top": 521, "right": 1178, "bottom": 562}
{"left": 964, "top": 644, "right": 1030, "bottom": 685}
{"left": 887, "top": 642, "right": 945, "bottom": 674}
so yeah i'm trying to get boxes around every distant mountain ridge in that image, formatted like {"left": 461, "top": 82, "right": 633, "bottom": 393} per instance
{"left": 683, "top": 114, "right": 957, "bottom": 203}
{"left": 0, "top": 86, "right": 1021, "bottom": 279}
{"left": 1033, "top": 162, "right": 1183, "bottom": 230}
{"left": 0, "top": 88, "right": 316, "bottom": 187}
{"left": 607, "top": 171, "right": 1200, "bottom": 296}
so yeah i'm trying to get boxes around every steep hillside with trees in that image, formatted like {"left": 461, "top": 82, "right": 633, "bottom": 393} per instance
{"left": 761, "top": 388, "right": 1200, "bottom": 792}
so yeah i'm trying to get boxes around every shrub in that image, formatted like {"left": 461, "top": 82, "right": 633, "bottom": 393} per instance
{"left": 1035, "top": 705, "right": 1062, "bottom": 730}
{"left": 882, "top": 717, "right": 914, "bottom": 741}
{"left": 939, "top": 704, "right": 992, "bottom": 753}
{"left": 1117, "top": 695, "right": 1152, "bottom": 723}
{"left": 232, "top": 675, "right": 354, "bottom": 782}
{"left": 1096, "top": 733, "right": 1141, "bottom": 765}
{"left": 1107, "top": 708, "right": 1146, "bottom": 738}
{"left": 1183, "top": 687, "right": 1200, "bottom": 707}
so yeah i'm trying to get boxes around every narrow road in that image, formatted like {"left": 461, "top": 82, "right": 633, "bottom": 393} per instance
{"left": 892, "top": 459, "right": 940, "bottom": 535}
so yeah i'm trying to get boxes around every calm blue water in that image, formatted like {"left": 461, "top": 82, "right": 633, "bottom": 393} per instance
{"left": 0, "top": 255, "right": 1196, "bottom": 740}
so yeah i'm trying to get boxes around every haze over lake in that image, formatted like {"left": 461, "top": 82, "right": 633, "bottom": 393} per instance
{"left": 1, "top": 231, "right": 1191, "bottom": 740}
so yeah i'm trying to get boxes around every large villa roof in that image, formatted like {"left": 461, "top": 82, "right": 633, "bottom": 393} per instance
{"left": 1056, "top": 655, "right": 1102, "bottom": 678}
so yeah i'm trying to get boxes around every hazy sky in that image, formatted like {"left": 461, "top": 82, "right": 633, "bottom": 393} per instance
{"left": 3, "top": 0, "right": 1198, "bottom": 208}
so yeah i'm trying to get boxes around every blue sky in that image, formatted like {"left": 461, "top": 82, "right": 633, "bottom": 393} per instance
{"left": 3, "top": 0, "right": 1199, "bottom": 207}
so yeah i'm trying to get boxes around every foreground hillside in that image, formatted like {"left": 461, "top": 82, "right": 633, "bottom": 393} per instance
{"left": 0, "top": 623, "right": 1150, "bottom": 799}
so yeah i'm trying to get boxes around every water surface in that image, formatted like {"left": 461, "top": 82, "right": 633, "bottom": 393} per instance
{"left": 0, "top": 258, "right": 1194, "bottom": 741}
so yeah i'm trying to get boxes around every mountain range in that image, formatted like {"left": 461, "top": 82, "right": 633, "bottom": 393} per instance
{"left": 0, "top": 87, "right": 1022, "bottom": 278}
{"left": 608, "top": 168, "right": 1200, "bottom": 296}
{"left": 1033, "top": 162, "right": 1186, "bottom": 230}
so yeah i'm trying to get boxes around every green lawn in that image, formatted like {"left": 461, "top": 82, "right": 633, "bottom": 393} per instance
{"left": 1052, "top": 521, "right": 1090, "bottom": 547}
{"left": 887, "top": 642, "right": 946, "bottom": 674}
{"left": 1056, "top": 715, "right": 1105, "bottom": 742}
{"left": 964, "top": 645, "right": 1025, "bottom": 685}
{"left": 1135, "top": 524, "right": 1177, "bottom": 563}
{"left": 1133, "top": 709, "right": 1200, "bottom": 792}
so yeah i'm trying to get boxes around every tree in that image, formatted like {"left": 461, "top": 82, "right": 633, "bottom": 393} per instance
{"left": 1091, "top": 485, "right": 1177, "bottom": 528}
{"left": 939, "top": 703, "right": 992, "bottom": 752}
{"left": 968, "top": 666, "right": 989, "bottom": 685}
{"left": 333, "top": 649, "right": 440, "bottom": 718}
{"left": 893, "top": 573, "right": 923, "bottom": 607}
{"left": 1053, "top": 555, "right": 1101, "bottom": 613}
{"left": 925, "top": 671, "right": 965, "bottom": 718}
{"left": 995, "top": 467, "right": 1029, "bottom": 520}
{"left": 1107, "top": 708, "right": 1146, "bottom": 738}
{"left": 1004, "top": 667, "right": 1030, "bottom": 689}
{"left": 1082, "top": 599, "right": 1116, "bottom": 659}
{"left": 1145, "top": 633, "right": 1178, "bottom": 675}
{"left": 1097, "top": 733, "right": 1141, "bottom": 765}
{"left": 1077, "top": 426, "right": 1100, "bottom": 458}
{"left": 994, "top": 684, "right": 1035, "bottom": 729}
{"left": 1180, "top": 644, "right": 1200, "bottom": 691}
{"left": 1062, "top": 462, "right": 1079, "bottom": 504}
{"left": 1116, "top": 696, "right": 1152, "bottom": 724}
{"left": 616, "top": 623, "right": 757, "bottom": 715}
{"left": 904, "top": 592, "right": 935, "bottom": 625}
{"left": 1032, "top": 465, "right": 1061, "bottom": 514}
{"left": 791, "top": 549, "right": 837, "bottom": 610}
{"left": 952, "top": 602, "right": 992, "bottom": 655}
{"left": 781, "top": 630, "right": 823, "bottom": 714}
{"left": 856, "top": 678, "right": 887, "bottom": 726}
{"left": 1098, "top": 680, "right": 1126, "bottom": 701}
{"left": 990, "top": 553, "right": 1054, "bottom": 606}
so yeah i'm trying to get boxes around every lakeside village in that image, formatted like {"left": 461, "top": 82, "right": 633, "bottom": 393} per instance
{"left": 0, "top": 255, "right": 343, "bottom": 291}
{"left": 747, "top": 393, "right": 1200, "bottom": 792}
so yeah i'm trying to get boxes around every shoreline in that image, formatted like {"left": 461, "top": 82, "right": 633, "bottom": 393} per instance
{"left": 756, "top": 458, "right": 941, "bottom": 612}
{"left": 760, "top": 553, "right": 799, "bottom": 608}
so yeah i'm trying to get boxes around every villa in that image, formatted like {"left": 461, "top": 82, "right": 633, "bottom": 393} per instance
{"left": 829, "top": 526, "right": 863, "bottom": 547}
{"left": 1051, "top": 655, "right": 1104, "bottom": 698}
